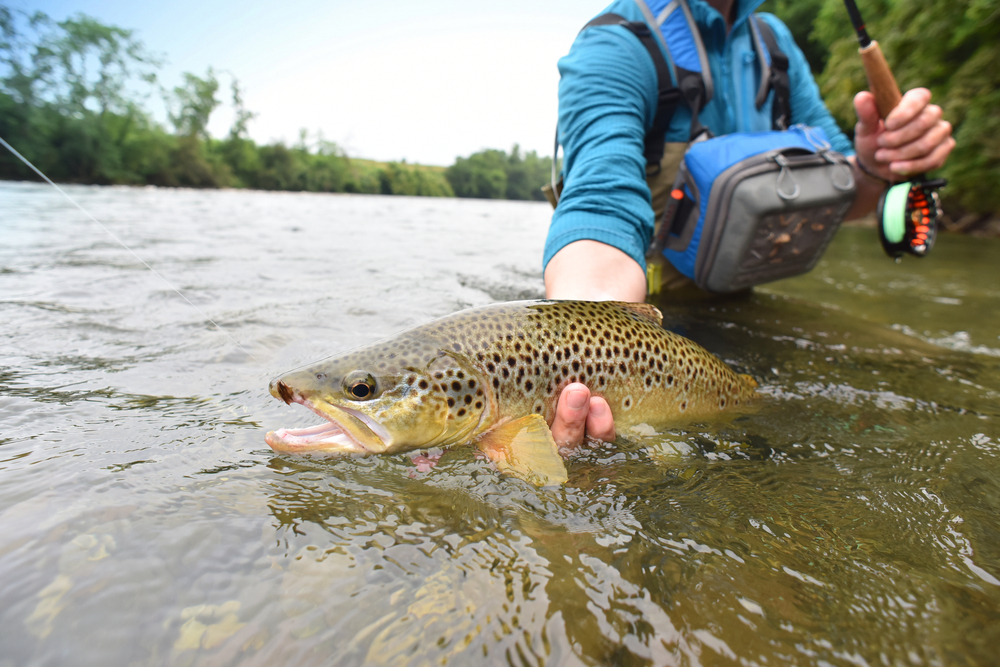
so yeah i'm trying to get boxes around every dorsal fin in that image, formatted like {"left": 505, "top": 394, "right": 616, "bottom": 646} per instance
{"left": 610, "top": 302, "right": 663, "bottom": 327}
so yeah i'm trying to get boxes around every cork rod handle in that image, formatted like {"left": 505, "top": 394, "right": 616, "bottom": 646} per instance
{"left": 858, "top": 40, "right": 902, "bottom": 119}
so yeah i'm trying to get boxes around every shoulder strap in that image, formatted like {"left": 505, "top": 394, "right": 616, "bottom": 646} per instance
{"left": 751, "top": 15, "right": 791, "bottom": 131}
{"left": 584, "top": 14, "right": 683, "bottom": 169}
{"left": 652, "top": 0, "right": 710, "bottom": 140}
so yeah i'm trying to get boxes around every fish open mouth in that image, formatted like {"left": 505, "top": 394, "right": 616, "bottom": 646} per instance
{"left": 265, "top": 381, "right": 388, "bottom": 454}
{"left": 265, "top": 419, "right": 369, "bottom": 454}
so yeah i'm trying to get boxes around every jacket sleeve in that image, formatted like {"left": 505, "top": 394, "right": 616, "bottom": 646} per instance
{"left": 756, "top": 13, "right": 854, "bottom": 156}
{"left": 543, "top": 25, "right": 660, "bottom": 273}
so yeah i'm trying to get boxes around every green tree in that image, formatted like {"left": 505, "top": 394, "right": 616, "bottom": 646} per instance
{"left": 446, "top": 149, "right": 508, "bottom": 199}
{"left": 758, "top": 0, "right": 828, "bottom": 74}
{"left": 168, "top": 68, "right": 219, "bottom": 139}
{"left": 43, "top": 14, "right": 159, "bottom": 115}
{"left": 0, "top": 6, "right": 162, "bottom": 183}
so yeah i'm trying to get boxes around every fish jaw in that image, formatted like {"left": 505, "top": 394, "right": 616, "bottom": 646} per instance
{"left": 265, "top": 380, "right": 391, "bottom": 454}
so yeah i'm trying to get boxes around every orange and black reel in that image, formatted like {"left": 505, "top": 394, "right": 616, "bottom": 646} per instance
{"left": 876, "top": 178, "right": 946, "bottom": 258}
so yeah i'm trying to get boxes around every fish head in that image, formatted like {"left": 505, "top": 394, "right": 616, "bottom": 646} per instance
{"left": 265, "top": 341, "right": 488, "bottom": 456}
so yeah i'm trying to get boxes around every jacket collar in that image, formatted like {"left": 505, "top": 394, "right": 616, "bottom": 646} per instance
{"left": 685, "top": 0, "right": 764, "bottom": 33}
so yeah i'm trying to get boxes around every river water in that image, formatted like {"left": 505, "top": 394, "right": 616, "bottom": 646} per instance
{"left": 1, "top": 181, "right": 998, "bottom": 666}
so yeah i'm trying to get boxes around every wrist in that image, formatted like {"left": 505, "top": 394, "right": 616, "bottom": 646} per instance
{"left": 855, "top": 157, "right": 893, "bottom": 187}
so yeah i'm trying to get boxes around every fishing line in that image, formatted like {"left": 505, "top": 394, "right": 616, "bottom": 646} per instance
{"left": 0, "top": 134, "right": 263, "bottom": 365}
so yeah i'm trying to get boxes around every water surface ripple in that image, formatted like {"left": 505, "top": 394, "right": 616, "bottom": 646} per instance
{"left": 1, "top": 182, "right": 998, "bottom": 666}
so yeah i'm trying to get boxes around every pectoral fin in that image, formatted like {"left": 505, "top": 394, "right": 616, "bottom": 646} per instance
{"left": 477, "top": 414, "right": 568, "bottom": 486}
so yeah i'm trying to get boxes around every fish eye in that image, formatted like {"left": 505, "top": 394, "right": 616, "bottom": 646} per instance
{"left": 343, "top": 371, "right": 377, "bottom": 400}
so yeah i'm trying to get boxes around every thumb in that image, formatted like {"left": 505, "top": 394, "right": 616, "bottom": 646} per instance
{"left": 853, "top": 91, "right": 882, "bottom": 140}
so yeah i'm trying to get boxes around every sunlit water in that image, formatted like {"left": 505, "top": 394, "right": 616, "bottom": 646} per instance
{"left": 1, "top": 181, "right": 998, "bottom": 666}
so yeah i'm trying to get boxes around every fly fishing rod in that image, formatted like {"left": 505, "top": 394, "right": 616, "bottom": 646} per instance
{"left": 843, "top": 0, "right": 945, "bottom": 259}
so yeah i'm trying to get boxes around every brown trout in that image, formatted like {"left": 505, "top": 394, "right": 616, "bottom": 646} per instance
{"left": 265, "top": 300, "right": 757, "bottom": 485}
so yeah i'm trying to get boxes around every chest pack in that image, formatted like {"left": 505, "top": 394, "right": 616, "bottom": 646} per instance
{"left": 546, "top": 0, "right": 857, "bottom": 294}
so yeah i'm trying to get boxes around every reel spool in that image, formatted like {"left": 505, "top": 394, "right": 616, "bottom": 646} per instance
{"left": 876, "top": 178, "right": 946, "bottom": 258}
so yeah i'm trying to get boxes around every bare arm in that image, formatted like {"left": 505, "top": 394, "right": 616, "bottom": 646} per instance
{"left": 544, "top": 240, "right": 647, "bottom": 302}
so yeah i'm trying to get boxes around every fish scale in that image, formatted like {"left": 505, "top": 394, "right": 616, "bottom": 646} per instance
{"left": 422, "top": 300, "right": 755, "bottom": 424}
{"left": 266, "top": 301, "right": 758, "bottom": 477}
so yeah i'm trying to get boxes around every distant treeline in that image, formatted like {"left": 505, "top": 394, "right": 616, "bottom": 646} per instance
{"left": 0, "top": 7, "right": 553, "bottom": 201}
{"left": 2, "top": 2, "right": 998, "bottom": 216}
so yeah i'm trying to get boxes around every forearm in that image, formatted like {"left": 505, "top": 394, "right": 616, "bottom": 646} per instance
{"left": 544, "top": 240, "right": 647, "bottom": 302}
{"left": 543, "top": 25, "right": 657, "bottom": 298}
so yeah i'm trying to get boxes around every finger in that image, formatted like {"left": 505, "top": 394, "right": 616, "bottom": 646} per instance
{"left": 884, "top": 88, "right": 931, "bottom": 131}
{"left": 889, "top": 135, "right": 955, "bottom": 177}
{"left": 585, "top": 397, "right": 616, "bottom": 442}
{"left": 877, "top": 119, "right": 953, "bottom": 164}
{"left": 878, "top": 104, "right": 943, "bottom": 149}
{"left": 550, "top": 383, "right": 590, "bottom": 448}
{"left": 853, "top": 91, "right": 882, "bottom": 139}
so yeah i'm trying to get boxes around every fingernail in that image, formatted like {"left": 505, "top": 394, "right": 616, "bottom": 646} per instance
{"left": 590, "top": 400, "right": 608, "bottom": 417}
{"left": 567, "top": 389, "right": 588, "bottom": 410}
{"left": 875, "top": 150, "right": 886, "bottom": 162}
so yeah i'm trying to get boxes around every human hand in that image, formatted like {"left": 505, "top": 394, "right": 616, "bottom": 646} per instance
{"left": 550, "top": 383, "right": 616, "bottom": 451}
{"left": 853, "top": 88, "right": 954, "bottom": 181}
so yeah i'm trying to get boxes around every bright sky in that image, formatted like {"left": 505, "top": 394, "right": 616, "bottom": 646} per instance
{"left": 21, "top": 0, "right": 610, "bottom": 166}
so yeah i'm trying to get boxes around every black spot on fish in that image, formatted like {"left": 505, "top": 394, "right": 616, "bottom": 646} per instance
{"left": 447, "top": 397, "right": 455, "bottom": 407}
{"left": 493, "top": 378, "right": 500, "bottom": 389}
{"left": 452, "top": 380, "right": 461, "bottom": 392}
{"left": 525, "top": 380, "right": 533, "bottom": 391}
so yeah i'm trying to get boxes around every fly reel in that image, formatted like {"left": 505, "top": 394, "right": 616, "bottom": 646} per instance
{"left": 876, "top": 178, "right": 946, "bottom": 258}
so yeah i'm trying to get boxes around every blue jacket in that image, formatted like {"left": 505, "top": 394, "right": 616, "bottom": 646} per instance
{"left": 543, "top": 0, "right": 853, "bottom": 273}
